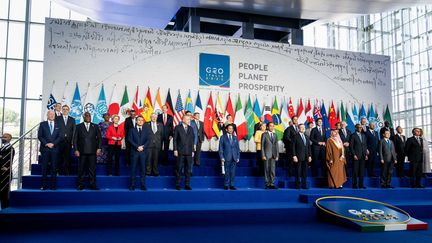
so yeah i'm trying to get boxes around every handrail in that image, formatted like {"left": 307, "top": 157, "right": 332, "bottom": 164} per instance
{"left": 11, "top": 124, "right": 40, "bottom": 147}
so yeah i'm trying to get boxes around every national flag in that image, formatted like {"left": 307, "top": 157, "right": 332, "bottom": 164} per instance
{"left": 305, "top": 99, "right": 314, "bottom": 125}
{"left": 214, "top": 94, "right": 224, "bottom": 138}
{"left": 271, "top": 97, "right": 283, "bottom": 140}
{"left": 383, "top": 104, "right": 393, "bottom": 128}
{"left": 244, "top": 95, "right": 255, "bottom": 140}
{"left": 280, "top": 98, "right": 290, "bottom": 129}
{"left": 359, "top": 103, "right": 367, "bottom": 120}
{"left": 340, "top": 102, "right": 346, "bottom": 122}
{"left": 93, "top": 84, "right": 108, "bottom": 124}
{"left": 108, "top": 85, "right": 120, "bottom": 116}
{"left": 320, "top": 102, "right": 331, "bottom": 138}
{"left": 70, "top": 83, "right": 82, "bottom": 124}
{"left": 61, "top": 81, "right": 69, "bottom": 105}
{"left": 204, "top": 92, "right": 216, "bottom": 139}
{"left": 346, "top": 105, "right": 356, "bottom": 132}
{"left": 173, "top": 90, "right": 185, "bottom": 126}
{"left": 153, "top": 88, "right": 163, "bottom": 114}
{"left": 142, "top": 87, "right": 153, "bottom": 121}
{"left": 132, "top": 86, "right": 142, "bottom": 114}
{"left": 119, "top": 86, "right": 129, "bottom": 122}
{"left": 352, "top": 103, "right": 359, "bottom": 125}
{"left": 225, "top": 94, "right": 235, "bottom": 120}
{"left": 328, "top": 101, "right": 338, "bottom": 129}
{"left": 84, "top": 84, "right": 96, "bottom": 122}
{"left": 234, "top": 95, "right": 248, "bottom": 140}
{"left": 253, "top": 96, "right": 261, "bottom": 123}
{"left": 165, "top": 89, "right": 174, "bottom": 117}
{"left": 367, "top": 103, "right": 377, "bottom": 126}
{"left": 195, "top": 91, "right": 204, "bottom": 122}
{"left": 46, "top": 93, "right": 57, "bottom": 110}
{"left": 184, "top": 90, "right": 194, "bottom": 113}
{"left": 313, "top": 99, "right": 322, "bottom": 121}
{"left": 263, "top": 102, "right": 272, "bottom": 123}
{"left": 297, "top": 98, "right": 306, "bottom": 124}
{"left": 288, "top": 97, "right": 296, "bottom": 119}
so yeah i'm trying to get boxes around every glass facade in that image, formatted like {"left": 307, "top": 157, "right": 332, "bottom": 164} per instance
{"left": 304, "top": 6, "right": 432, "bottom": 143}
{"left": 0, "top": 0, "right": 88, "bottom": 138}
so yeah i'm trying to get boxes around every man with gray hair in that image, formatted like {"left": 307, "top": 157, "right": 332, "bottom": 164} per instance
{"left": 173, "top": 115, "right": 195, "bottom": 190}
{"left": 145, "top": 112, "right": 163, "bottom": 176}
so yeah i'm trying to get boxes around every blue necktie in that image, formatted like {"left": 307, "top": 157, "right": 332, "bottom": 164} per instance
{"left": 49, "top": 121, "right": 53, "bottom": 135}
{"left": 301, "top": 133, "right": 306, "bottom": 145}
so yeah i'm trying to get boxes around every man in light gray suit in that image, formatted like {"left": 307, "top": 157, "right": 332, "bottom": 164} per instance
{"left": 379, "top": 130, "right": 397, "bottom": 188}
{"left": 261, "top": 122, "right": 279, "bottom": 189}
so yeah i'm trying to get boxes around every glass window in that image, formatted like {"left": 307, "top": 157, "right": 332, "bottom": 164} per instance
{"left": 6, "top": 22, "right": 25, "bottom": 59}
{"left": 9, "top": 0, "right": 26, "bottom": 21}
{"left": 0, "top": 0, "right": 8, "bottom": 19}
{"left": 5, "top": 60, "right": 23, "bottom": 98}
{"left": 2, "top": 99, "right": 21, "bottom": 137}
{"left": 398, "top": 94, "right": 406, "bottom": 110}
{"left": 50, "top": 1, "right": 70, "bottom": 19}
{"left": 411, "top": 19, "right": 419, "bottom": 37}
{"left": 30, "top": 0, "right": 51, "bottom": 23}
{"left": 29, "top": 23, "right": 44, "bottom": 60}
{"left": 25, "top": 99, "right": 42, "bottom": 130}
{"left": 0, "top": 59, "right": 4, "bottom": 96}
{"left": 420, "top": 69, "right": 429, "bottom": 89}
{"left": 413, "top": 71, "right": 421, "bottom": 91}
{"left": 414, "top": 90, "right": 422, "bottom": 108}
{"left": 0, "top": 20, "right": 7, "bottom": 58}
{"left": 339, "top": 27, "right": 349, "bottom": 50}
{"left": 420, "top": 51, "right": 428, "bottom": 71}
{"left": 70, "top": 10, "right": 88, "bottom": 21}
{"left": 27, "top": 61, "right": 43, "bottom": 99}
{"left": 405, "top": 75, "right": 413, "bottom": 92}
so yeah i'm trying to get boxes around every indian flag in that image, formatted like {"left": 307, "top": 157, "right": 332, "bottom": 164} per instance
{"left": 153, "top": 88, "right": 163, "bottom": 114}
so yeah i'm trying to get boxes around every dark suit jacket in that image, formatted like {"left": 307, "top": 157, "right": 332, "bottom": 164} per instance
{"left": 157, "top": 113, "right": 174, "bottom": 139}
{"left": 127, "top": 126, "right": 149, "bottom": 152}
{"left": 292, "top": 133, "right": 311, "bottom": 161}
{"left": 393, "top": 134, "right": 406, "bottom": 157}
{"left": 219, "top": 134, "right": 240, "bottom": 162}
{"left": 282, "top": 125, "right": 298, "bottom": 150}
{"left": 349, "top": 132, "right": 368, "bottom": 160}
{"left": 145, "top": 122, "right": 163, "bottom": 149}
{"left": 73, "top": 122, "right": 102, "bottom": 155}
{"left": 173, "top": 124, "right": 195, "bottom": 156}
{"left": 339, "top": 128, "right": 352, "bottom": 143}
{"left": 365, "top": 129, "right": 379, "bottom": 154}
{"left": 404, "top": 136, "right": 423, "bottom": 163}
{"left": 0, "top": 144, "right": 15, "bottom": 168}
{"left": 379, "top": 139, "right": 397, "bottom": 162}
{"left": 38, "top": 121, "right": 63, "bottom": 152}
{"left": 124, "top": 117, "right": 136, "bottom": 137}
{"left": 261, "top": 132, "right": 279, "bottom": 159}
{"left": 193, "top": 120, "right": 205, "bottom": 143}
{"left": 310, "top": 126, "right": 327, "bottom": 149}
{"left": 55, "top": 115, "right": 76, "bottom": 144}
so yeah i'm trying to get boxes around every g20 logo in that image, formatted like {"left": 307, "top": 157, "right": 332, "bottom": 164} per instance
{"left": 199, "top": 53, "right": 230, "bottom": 88}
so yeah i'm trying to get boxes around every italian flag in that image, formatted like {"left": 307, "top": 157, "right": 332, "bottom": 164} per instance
{"left": 234, "top": 94, "right": 248, "bottom": 140}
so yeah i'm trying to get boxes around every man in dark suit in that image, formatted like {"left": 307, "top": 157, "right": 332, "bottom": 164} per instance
{"left": 393, "top": 126, "right": 407, "bottom": 177}
{"left": 192, "top": 112, "right": 204, "bottom": 167}
{"left": 379, "top": 130, "right": 397, "bottom": 188}
{"left": 127, "top": 115, "right": 148, "bottom": 190}
{"left": 365, "top": 122, "right": 379, "bottom": 177}
{"left": 339, "top": 121, "right": 352, "bottom": 176}
{"left": 222, "top": 115, "right": 237, "bottom": 135}
{"left": 38, "top": 110, "right": 63, "bottom": 190}
{"left": 1, "top": 133, "right": 15, "bottom": 209}
{"left": 254, "top": 116, "right": 265, "bottom": 136}
{"left": 73, "top": 112, "right": 102, "bottom": 190}
{"left": 157, "top": 105, "right": 173, "bottom": 165}
{"left": 405, "top": 128, "right": 424, "bottom": 188}
{"left": 54, "top": 103, "right": 62, "bottom": 118}
{"left": 173, "top": 115, "right": 195, "bottom": 190}
{"left": 292, "top": 124, "right": 312, "bottom": 189}
{"left": 55, "top": 105, "right": 76, "bottom": 175}
{"left": 310, "top": 118, "right": 327, "bottom": 177}
{"left": 145, "top": 112, "right": 163, "bottom": 176}
{"left": 261, "top": 122, "right": 279, "bottom": 189}
{"left": 219, "top": 124, "right": 240, "bottom": 190}
{"left": 350, "top": 124, "right": 369, "bottom": 189}
{"left": 282, "top": 116, "right": 299, "bottom": 178}
{"left": 379, "top": 121, "right": 395, "bottom": 139}
{"left": 124, "top": 109, "right": 137, "bottom": 166}
{"left": 360, "top": 117, "right": 369, "bottom": 133}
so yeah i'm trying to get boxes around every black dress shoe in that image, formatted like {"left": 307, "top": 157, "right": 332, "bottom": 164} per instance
{"left": 77, "top": 185, "right": 84, "bottom": 190}
{"left": 224, "top": 186, "right": 229, "bottom": 190}
{"left": 50, "top": 186, "right": 57, "bottom": 190}
{"left": 185, "top": 185, "right": 192, "bottom": 190}
{"left": 301, "top": 186, "right": 308, "bottom": 190}
{"left": 41, "top": 186, "right": 48, "bottom": 190}
{"left": 140, "top": 186, "right": 147, "bottom": 191}
{"left": 89, "top": 186, "right": 99, "bottom": 190}
{"left": 153, "top": 173, "right": 160, "bottom": 177}
{"left": 352, "top": 185, "right": 358, "bottom": 189}
{"left": 388, "top": 185, "right": 394, "bottom": 189}
{"left": 175, "top": 186, "right": 181, "bottom": 190}
{"left": 265, "top": 185, "right": 270, "bottom": 189}
{"left": 360, "top": 186, "right": 367, "bottom": 189}
{"left": 417, "top": 185, "right": 425, "bottom": 188}
{"left": 229, "top": 186, "right": 237, "bottom": 190}
{"left": 129, "top": 186, "right": 135, "bottom": 191}
{"left": 295, "top": 186, "right": 301, "bottom": 189}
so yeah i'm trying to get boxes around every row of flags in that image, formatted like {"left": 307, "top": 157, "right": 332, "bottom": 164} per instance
{"left": 47, "top": 83, "right": 394, "bottom": 141}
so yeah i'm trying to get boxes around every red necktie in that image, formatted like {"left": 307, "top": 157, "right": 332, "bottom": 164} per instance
{"left": 163, "top": 114, "right": 166, "bottom": 125}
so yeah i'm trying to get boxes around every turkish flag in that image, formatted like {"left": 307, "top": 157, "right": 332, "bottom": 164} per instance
{"left": 204, "top": 92, "right": 216, "bottom": 139}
